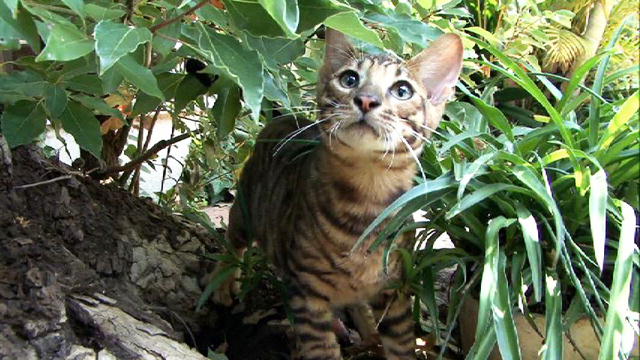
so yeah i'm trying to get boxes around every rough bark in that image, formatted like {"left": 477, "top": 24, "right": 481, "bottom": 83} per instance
{"left": 0, "top": 135, "right": 218, "bottom": 359}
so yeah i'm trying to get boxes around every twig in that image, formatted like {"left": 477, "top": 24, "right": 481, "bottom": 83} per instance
{"left": 100, "top": 129, "right": 201, "bottom": 176}
{"left": 160, "top": 120, "right": 177, "bottom": 193}
{"left": 14, "top": 175, "right": 73, "bottom": 190}
{"left": 149, "top": 0, "right": 209, "bottom": 33}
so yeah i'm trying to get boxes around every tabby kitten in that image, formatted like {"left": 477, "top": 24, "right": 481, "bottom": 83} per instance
{"left": 214, "top": 29, "right": 463, "bottom": 360}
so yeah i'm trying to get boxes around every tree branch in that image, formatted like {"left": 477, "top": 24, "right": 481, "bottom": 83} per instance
{"left": 100, "top": 129, "right": 201, "bottom": 176}
{"left": 149, "top": 0, "right": 209, "bottom": 33}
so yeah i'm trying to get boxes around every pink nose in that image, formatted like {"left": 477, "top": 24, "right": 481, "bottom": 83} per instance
{"left": 354, "top": 94, "right": 381, "bottom": 113}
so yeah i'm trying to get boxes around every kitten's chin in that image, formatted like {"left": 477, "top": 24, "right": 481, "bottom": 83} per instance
{"left": 332, "top": 127, "right": 395, "bottom": 153}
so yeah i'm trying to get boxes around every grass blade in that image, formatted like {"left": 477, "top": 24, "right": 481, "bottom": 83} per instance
{"left": 515, "top": 203, "right": 542, "bottom": 302}
{"left": 543, "top": 271, "right": 563, "bottom": 360}
{"left": 493, "top": 251, "right": 522, "bottom": 360}
{"left": 447, "top": 183, "right": 532, "bottom": 219}
{"left": 599, "top": 201, "right": 637, "bottom": 360}
{"left": 476, "top": 217, "right": 516, "bottom": 340}
{"left": 589, "top": 169, "right": 608, "bottom": 271}
{"left": 596, "top": 90, "right": 639, "bottom": 152}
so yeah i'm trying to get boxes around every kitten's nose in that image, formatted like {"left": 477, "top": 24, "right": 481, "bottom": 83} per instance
{"left": 354, "top": 94, "right": 381, "bottom": 113}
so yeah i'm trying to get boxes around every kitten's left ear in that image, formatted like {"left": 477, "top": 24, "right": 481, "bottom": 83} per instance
{"left": 408, "top": 34, "right": 463, "bottom": 104}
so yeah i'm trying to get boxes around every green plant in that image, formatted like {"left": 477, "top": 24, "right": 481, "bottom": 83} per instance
{"left": 361, "top": 28, "right": 639, "bottom": 360}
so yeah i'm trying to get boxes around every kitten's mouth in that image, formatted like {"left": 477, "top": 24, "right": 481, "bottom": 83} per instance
{"left": 349, "top": 118, "right": 380, "bottom": 137}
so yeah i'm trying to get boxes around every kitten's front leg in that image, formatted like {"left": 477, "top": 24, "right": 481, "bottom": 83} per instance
{"left": 289, "top": 287, "right": 342, "bottom": 360}
{"left": 371, "top": 291, "right": 416, "bottom": 360}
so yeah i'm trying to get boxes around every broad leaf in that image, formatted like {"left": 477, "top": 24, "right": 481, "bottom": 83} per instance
{"left": 589, "top": 169, "right": 608, "bottom": 271}
{"left": 365, "top": 12, "right": 442, "bottom": 46}
{"left": 36, "top": 23, "right": 94, "bottom": 62}
{"left": 114, "top": 55, "right": 164, "bottom": 100}
{"left": 0, "top": 100, "right": 47, "bottom": 148}
{"left": 0, "top": 1, "right": 41, "bottom": 52}
{"left": 223, "top": 0, "right": 285, "bottom": 37}
{"left": 325, "top": 11, "right": 384, "bottom": 48}
{"left": 94, "top": 20, "right": 152, "bottom": 75}
{"left": 297, "top": 0, "right": 351, "bottom": 32}
{"left": 258, "top": 0, "right": 299, "bottom": 37}
{"left": 211, "top": 77, "right": 242, "bottom": 138}
{"left": 61, "top": 0, "right": 85, "bottom": 18}
{"left": 59, "top": 101, "right": 103, "bottom": 158}
{"left": 184, "top": 24, "right": 264, "bottom": 119}
{"left": 44, "top": 84, "right": 68, "bottom": 118}
{"left": 243, "top": 34, "right": 305, "bottom": 72}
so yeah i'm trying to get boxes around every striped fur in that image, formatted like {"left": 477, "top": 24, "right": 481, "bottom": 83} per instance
{"left": 213, "top": 29, "right": 463, "bottom": 359}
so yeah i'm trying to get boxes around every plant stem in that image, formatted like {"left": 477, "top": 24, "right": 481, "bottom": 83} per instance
{"left": 149, "top": 0, "right": 209, "bottom": 33}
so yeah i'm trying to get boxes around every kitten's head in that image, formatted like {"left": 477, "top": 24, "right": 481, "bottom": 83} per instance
{"left": 317, "top": 29, "right": 463, "bottom": 155}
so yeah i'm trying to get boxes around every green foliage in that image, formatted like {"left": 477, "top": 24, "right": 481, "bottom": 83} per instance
{"left": 1, "top": 0, "right": 638, "bottom": 359}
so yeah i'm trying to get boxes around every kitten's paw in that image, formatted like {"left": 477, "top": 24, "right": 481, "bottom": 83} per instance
{"left": 210, "top": 266, "right": 240, "bottom": 306}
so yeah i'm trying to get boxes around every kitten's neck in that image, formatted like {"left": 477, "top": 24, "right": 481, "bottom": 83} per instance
{"left": 314, "top": 142, "right": 417, "bottom": 205}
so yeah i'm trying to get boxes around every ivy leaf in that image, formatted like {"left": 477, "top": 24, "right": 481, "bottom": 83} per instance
{"left": 100, "top": 66, "right": 124, "bottom": 94}
{"left": 61, "top": 0, "right": 85, "bottom": 18}
{"left": 94, "top": 20, "right": 152, "bottom": 75}
{"left": 211, "top": 77, "right": 242, "bottom": 138}
{"left": 184, "top": 23, "right": 264, "bottom": 119}
{"left": 258, "top": 0, "right": 299, "bottom": 37}
{"left": 36, "top": 23, "right": 94, "bottom": 62}
{"left": 0, "top": 100, "right": 47, "bottom": 148}
{"left": 60, "top": 101, "right": 103, "bottom": 158}
{"left": 297, "top": 0, "right": 351, "bottom": 32}
{"left": 325, "top": 11, "right": 384, "bottom": 48}
{"left": 0, "top": 1, "right": 41, "bottom": 52}
{"left": 44, "top": 84, "right": 68, "bottom": 118}
{"left": 114, "top": 55, "right": 164, "bottom": 100}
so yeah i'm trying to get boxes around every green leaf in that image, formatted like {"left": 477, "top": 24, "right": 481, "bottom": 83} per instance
{"left": 223, "top": 0, "right": 285, "bottom": 37}
{"left": 211, "top": 77, "right": 242, "bottom": 138}
{"left": 61, "top": 0, "right": 85, "bottom": 17}
{"left": 297, "top": 0, "right": 351, "bottom": 32}
{"left": 4, "top": 0, "right": 18, "bottom": 18}
{"left": 493, "top": 252, "right": 522, "bottom": 360}
{"left": 84, "top": 3, "right": 126, "bottom": 21}
{"left": 152, "top": 10, "right": 181, "bottom": 57}
{"left": 597, "top": 91, "right": 639, "bottom": 152}
{"left": 556, "top": 53, "right": 605, "bottom": 114}
{"left": 36, "top": 23, "right": 94, "bottom": 62}
{"left": 174, "top": 74, "right": 209, "bottom": 112}
{"left": 476, "top": 216, "right": 515, "bottom": 341}
{"left": 515, "top": 203, "right": 542, "bottom": 302}
{"left": 589, "top": 169, "right": 608, "bottom": 271}
{"left": 365, "top": 12, "right": 442, "bottom": 46}
{"left": 0, "top": 71, "right": 47, "bottom": 103}
{"left": 73, "top": 95, "right": 124, "bottom": 121}
{"left": 0, "top": 100, "right": 47, "bottom": 148}
{"left": 44, "top": 84, "right": 68, "bottom": 118}
{"left": 94, "top": 20, "right": 152, "bottom": 75}
{"left": 447, "top": 184, "right": 531, "bottom": 219}
{"left": 599, "top": 201, "right": 637, "bottom": 360}
{"left": 59, "top": 101, "right": 102, "bottom": 158}
{"left": 0, "top": 1, "right": 41, "bottom": 52}
{"left": 243, "top": 34, "right": 305, "bottom": 72}
{"left": 353, "top": 174, "right": 454, "bottom": 250}
{"left": 543, "top": 272, "right": 563, "bottom": 360}
{"left": 258, "top": 0, "right": 299, "bottom": 37}
{"left": 325, "top": 11, "right": 384, "bottom": 48}
{"left": 184, "top": 23, "right": 264, "bottom": 119}
{"left": 114, "top": 55, "right": 164, "bottom": 100}
{"left": 100, "top": 66, "right": 124, "bottom": 94}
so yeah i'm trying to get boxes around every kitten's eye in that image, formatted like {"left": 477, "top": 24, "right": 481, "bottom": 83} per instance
{"left": 390, "top": 81, "right": 414, "bottom": 100}
{"left": 339, "top": 70, "right": 359, "bottom": 89}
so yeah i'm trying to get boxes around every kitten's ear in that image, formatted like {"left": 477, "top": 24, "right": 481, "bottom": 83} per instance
{"left": 408, "top": 34, "right": 463, "bottom": 104}
{"left": 323, "top": 28, "right": 355, "bottom": 72}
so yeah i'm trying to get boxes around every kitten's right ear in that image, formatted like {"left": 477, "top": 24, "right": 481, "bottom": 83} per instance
{"left": 323, "top": 28, "right": 355, "bottom": 72}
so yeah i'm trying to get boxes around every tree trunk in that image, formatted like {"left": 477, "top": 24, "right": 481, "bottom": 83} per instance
{"left": 568, "top": 0, "right": 617, "bottom": 77}
{"left": 0, "top": 135, "right": 218, "bottom": 359}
